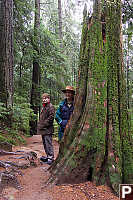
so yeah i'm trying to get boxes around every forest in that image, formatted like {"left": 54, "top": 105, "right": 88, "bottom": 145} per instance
{"left": 0, "top": 0, "right": 133, "bottom": 198}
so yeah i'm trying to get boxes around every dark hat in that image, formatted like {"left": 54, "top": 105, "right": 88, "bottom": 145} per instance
{"left": 61, "top": 86, "right": 75, "bottom": 95}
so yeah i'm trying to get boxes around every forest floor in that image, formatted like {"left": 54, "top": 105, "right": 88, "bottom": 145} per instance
{"left": 1, "top": 135, "right": 119, "bottom": 200}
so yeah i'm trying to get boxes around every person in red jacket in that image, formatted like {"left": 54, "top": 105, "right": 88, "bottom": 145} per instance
{"left": 37, "top": 93, "right": 55, "bottom": 165}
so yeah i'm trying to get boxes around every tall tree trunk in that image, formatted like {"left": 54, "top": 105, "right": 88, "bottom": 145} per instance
{"left": 30, "top": 0, "right": 40, "bottom": 135}
{"left": 0, "top": 0, "right": 14, "bottom": 107}
{"left": 0, "top": 0, "right": 7, "bottom": 104}
{"left": 58, "top": 0, "right": 63, "bottom": 48}
{"left": 57, "top": 0, "right": 65, "bottom": 85}
{"left": 48, "top": 0, "right": 133, "bottom": 194}
{"left": 126, "top": 22, "right": 130, "bottom": 110}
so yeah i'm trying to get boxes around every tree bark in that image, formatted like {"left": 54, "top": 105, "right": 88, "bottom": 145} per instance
{"left": 30, "top": 0, "right": 41, "bottom": 135}
{"left": 0, "top": 0, "right": 14, "bottom": 107}
{"left": 49, "top": 0, "right": 133, "bottom": 194}
{"left": 58, "top": 0, "right": 63, "bottom": 48}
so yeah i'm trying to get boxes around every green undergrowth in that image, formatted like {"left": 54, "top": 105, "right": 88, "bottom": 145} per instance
{"left": 0, "top": 120, "right": 59, "bottom": 147}
{"left": 0, "top": 128, "right": 27, "bottom": 146}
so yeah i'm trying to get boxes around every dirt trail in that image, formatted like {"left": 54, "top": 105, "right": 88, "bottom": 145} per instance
{"left": 1, "top": 135, "right": 119, "bottom": 200}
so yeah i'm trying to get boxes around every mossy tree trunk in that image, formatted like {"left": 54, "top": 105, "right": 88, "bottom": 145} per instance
{"left": 49, "top": 0, "right": 133, "bottom": 194}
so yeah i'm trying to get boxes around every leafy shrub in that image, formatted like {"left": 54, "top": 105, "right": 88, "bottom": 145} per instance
{"left": 13, "top": 98, "right": 36, "bottom": 135}
{"left": 0, "top": 102, "right": 11, "bottom": 120}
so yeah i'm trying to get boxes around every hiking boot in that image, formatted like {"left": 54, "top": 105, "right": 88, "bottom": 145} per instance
{"left": 43, "top": 159, "right": 53, "bottom": 165}
{"left": 40, "top": 156, "right": 48, "bottom": 162}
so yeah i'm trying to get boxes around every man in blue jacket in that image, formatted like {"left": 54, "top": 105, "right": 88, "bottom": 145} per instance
{"left": 55, "top": 86, "right": 75, "bottom": 141}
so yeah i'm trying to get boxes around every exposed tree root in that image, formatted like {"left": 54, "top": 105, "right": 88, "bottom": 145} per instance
{"left": 0, "top": 150, "right": 38, "bottom": 193}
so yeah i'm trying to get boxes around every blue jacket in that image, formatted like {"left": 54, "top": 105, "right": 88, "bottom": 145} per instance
{"left": 55, "top": 99, "right": 74, "bottom": 140}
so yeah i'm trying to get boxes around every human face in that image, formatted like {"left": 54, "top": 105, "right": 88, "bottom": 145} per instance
{"left": 65, "top": 91, "right": 74, "bottom": 101}
{"left": 42, "top": 96, "right": 50, "bottom": 104}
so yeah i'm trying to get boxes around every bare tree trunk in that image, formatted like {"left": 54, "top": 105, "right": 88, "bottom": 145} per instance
{"left": 30, "top": 0, "right": 40, "bottom": 135}
{"left": 5, "top": 0, "right": 14, "bottom": 107}
{"left": 58, "top": 0, "right": 63, "bottom": 48}
{"left": 0, "top": 0, "right": 7, "bottom": 104}
{"left": 48, "top": 0, "right": 133, "bottom": 194}
{"left": 0, "top": 0, "right": 14, "bottom": 107}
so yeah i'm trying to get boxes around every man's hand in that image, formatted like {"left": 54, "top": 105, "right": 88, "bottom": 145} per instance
{"left": 61, "top": 120, "right": 68, "bottom": 129}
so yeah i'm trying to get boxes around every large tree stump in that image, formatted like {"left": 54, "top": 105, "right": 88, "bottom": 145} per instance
{"left": 48, "top": 0, "right": 133, "bottom": 195}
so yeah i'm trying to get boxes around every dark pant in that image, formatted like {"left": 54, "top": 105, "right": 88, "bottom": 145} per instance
{"left": 58, "top": 127, "right": 64, "bottom": 141}
{"left": 41, "top": 135, "right": 54, "bottom": 160}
